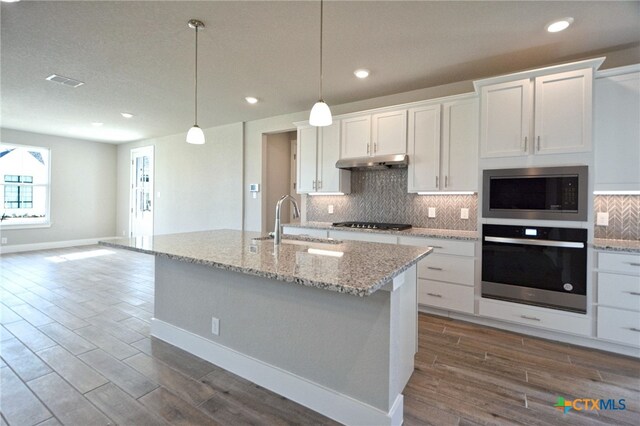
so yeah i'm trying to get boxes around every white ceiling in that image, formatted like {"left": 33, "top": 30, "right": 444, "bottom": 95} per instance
{"left": 2, "top": 0, "right": 639, "bottom": 143}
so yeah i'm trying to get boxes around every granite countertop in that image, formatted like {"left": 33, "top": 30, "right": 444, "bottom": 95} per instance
{"left": 593, "top": 238, "right": 640, "bottom": 254}
{"left": 100, "top": 230, "right": 431, "bottom": 297}
{"left": 285, "top": 221, "right": 479, "bottom": 241}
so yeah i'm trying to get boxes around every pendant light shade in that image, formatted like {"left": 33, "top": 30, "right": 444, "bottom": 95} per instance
{"left": 186, "top": 125, "right": 205, "bottom": 145}
{"left": 309, "top": 100, "right": 332, "bottom": 126}
{"left": 187, "top": 19, "right": 205, "bottom": 144}
{"left": 309, "top": 0, "right": 332, "bottom": 127}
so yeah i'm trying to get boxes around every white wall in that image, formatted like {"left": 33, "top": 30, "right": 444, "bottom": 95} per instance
{"left": 0, "top": 128, "right": 117, "bottom": 246}
{"left": 116, "top": 123, "right": 243, "bottom": 236}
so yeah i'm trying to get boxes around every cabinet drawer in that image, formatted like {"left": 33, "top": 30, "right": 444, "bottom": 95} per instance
{"left": 418, "top": 279, "right": 474, "bottom": 314}
{"left": 398, "top": 236, "right": 475, "bottom": 257}
{"left": 328, "top": 230, "right": 397, "bottom": 245}
{"left": 598, "top": 252, "right": 640, "bottom": 275}
{"left": 479, "top": 298, "right": 591, "bottom": 336}
{"left": 597, "top": 306, "right": 640, "bottom": 347}
{"left": 598, "top": 272, "right": 640, "bottom": 311}
{"left": 417, "top": 254, "right": 474, "bottom": 286}
{"left": 282, "top": 227, "right": 328, "bottom": 238}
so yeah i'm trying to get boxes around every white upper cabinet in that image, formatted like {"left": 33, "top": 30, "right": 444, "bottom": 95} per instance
{"left": 534, "top": 69, "right": 593, "bottom": 154}
{"left": 341, "top": 109, "right": 407, "bottom": 159}
{"left": 594, "top": 67, "right": 640, "bottom": 191}
{"left": 408, "top": 95, "right": 478, "bottom": 193}
{"left": 442, "top": 97, "right": 479, "bottom": 191}
{"left": 371, "top": 110, "right": 408, "bottom": 156}
{"left": 476, "top": 58, "right": 603, "bottom": 158}
{"left": 408, "top": 104, "right": 441, "bottom": 192}
{"left": 296, "top": 121, "right": 350, "bottom": 194}
{"left": 479, "top": 79, "right": 531, "bottom": 158}
{"left": 340, "top": 115, "right": 371, "bottom": 158}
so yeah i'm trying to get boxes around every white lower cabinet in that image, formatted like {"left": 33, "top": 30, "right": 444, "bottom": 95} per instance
{"left": 479, "top": 298, "right": 591, "bottom": 336}
{"left": 328, "top": 230, "right": 397, "bottom": 244}
{"left": 398, "top": 236, "right": 476, "bottom": 314}
{"left": 596, "top": 251, "right": 640, "bottom": 347}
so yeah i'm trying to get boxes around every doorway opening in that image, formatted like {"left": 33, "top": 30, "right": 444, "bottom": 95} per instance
{"left": 263, "top": 131, "right": 298, "bottom": 233}
{"left": 129, "top": 146, "right": 154, "bottom": 237}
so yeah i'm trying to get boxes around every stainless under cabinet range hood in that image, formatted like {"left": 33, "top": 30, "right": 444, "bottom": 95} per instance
{"left": 335, "top": 154, "right": 408, "bottom": 170}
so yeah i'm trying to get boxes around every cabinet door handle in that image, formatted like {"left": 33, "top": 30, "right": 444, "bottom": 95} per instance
{"left": 537, "top": 136, "right": 541, "bottom": 151}
{"left": 374, "top": 143, "right": 377, "bottom": 153}
{"left": 445, "top": 176, "right": 448, "bottom": 188}
{"left": 629, "top": 327, "right": 640, "bottom": 333}
{"left": 426, "top": 293, "right": 442, "bottom": 298}
{"left": 427, "top": 266, "right": 443, "bottom": 271}
{"left": 367, "top": 143, "right": 370, "bottom": 155}
{"left": 435, "top": 176, "right": 439, "bottom": 188}
{"left": 628, "top": 292, "right": 640, "bottom": 296}
{"left": 317, "top": 180, "right": 322, "bottom": 189}
{"left": 520, "top": 315, "right": 541, "bottom": 322}
{"left": 524, "top": 136, "right": 528, "bottom": 151}
{"left": 312, "top": 180, "right": 316, "bottom": 190}
{"left": 629, "top": 262, "right": 640, "bottom": 267}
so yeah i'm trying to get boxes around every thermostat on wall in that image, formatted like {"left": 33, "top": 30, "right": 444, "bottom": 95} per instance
{"left": 250, "top": 183, "right": 260, "bottom": 199}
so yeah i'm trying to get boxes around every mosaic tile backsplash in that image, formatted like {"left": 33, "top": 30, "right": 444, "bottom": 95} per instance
{"left": 594, "top": 195, "right": 640, "bottom": 241}
{"left": 306, "top": 168, "right": 477, "bottom": 231}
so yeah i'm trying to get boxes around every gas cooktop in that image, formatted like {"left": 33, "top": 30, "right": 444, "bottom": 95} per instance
{"left": 331, "top": 222, "right": 412, "bottom": 231}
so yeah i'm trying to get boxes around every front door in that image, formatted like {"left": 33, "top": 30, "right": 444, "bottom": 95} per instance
{"left": 130, "top": 146, "right": 154, "bottom": 237}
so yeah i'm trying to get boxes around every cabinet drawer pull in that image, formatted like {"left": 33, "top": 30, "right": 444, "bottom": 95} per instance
{"left": 629, "top": 292, "right": 640, "bottom": 296}
{"left": 520, "top": 315, "right": 541, "bottom": 322}
{"left": 629, "top": 327, "right": 640, "bottom": 333}
{"left": 431, "top": 245, "right": 443, "bottom": 249}
{"left": 629, "top": 262, "right": 640, "bottom": 267}
{"left": 427, "top": 266, "right": 443, "bottom": 271}
{"left": 426, "top": 293, "right": 442, "bottom": 298}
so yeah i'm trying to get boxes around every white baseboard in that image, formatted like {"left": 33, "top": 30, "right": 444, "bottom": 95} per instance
{"left": 0, "top": 236, "right": 117, "bottom": 254}
{"left": 151, "top": 318, "right": 403, "bottom": 426}
{"left": 420, "top": 306, "right": 640, "bottom": 358}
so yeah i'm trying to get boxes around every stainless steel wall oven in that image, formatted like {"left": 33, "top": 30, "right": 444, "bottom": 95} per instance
{"left": 483, "top": 166, "right": 588, "bottom": 221}
{"left": 482, "top": 224, "right": 588, "bottom": 313}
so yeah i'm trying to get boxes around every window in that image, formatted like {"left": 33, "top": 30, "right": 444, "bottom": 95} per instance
{"left": 0, "top": 144, "right": 50, "bottom": 227}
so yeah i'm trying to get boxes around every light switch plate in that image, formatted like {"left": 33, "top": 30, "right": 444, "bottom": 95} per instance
{"left": 596, "top": 212, "right": 609, "bottom": 226}
{"left": 460, "top": 208, "right": 469, "bottom": 220}
{"left": 328, "top": 205, "right": 334, "bottom": 214}
{"left": 428, "top": 207, "right": 436, "bottom": 218}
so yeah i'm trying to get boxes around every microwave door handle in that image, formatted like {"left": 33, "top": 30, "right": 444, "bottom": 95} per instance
{"left": 484, "top": 236, "right": 584, "bottom": 249}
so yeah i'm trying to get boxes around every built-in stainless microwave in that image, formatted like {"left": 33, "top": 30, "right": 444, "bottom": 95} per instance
{"left": 483, "top": 166, "right": 588, "bottom": 221}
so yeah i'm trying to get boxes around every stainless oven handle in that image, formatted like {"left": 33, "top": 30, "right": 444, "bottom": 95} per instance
{"left": 484, "top": 236, "right": 584, "bottom": 249}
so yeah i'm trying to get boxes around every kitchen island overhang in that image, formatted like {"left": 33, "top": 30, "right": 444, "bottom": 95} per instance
{"left": 101, "top": 230, "right": 432, "bottom": 426}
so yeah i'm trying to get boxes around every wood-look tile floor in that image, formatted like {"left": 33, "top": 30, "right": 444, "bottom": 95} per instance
{"left": 1, "top": 245, "right": 638, "bottom": 426}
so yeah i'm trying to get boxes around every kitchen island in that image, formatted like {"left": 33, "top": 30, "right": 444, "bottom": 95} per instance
{"left": 101, "top": 230, "right": 431, "bottom": 425}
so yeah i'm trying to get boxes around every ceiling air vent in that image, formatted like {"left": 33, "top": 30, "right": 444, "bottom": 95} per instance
{"left": 45, "top": 74, "right": 84, "bottom": 88}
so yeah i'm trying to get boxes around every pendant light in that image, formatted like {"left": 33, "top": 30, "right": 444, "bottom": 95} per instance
{"left": 186, "top": 19, "right": 206, "bottom": 144}
{"left": 309, "top": 0, "right": 332, "bottom": 127}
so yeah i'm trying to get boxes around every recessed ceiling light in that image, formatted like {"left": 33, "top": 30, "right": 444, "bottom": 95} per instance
{"left": 245, "top": 97, "right": 258, "bottom": 104}
{"left": 354, "top": 69, "right": 370, "bottom": 79}
{"left": 91, "top": 122, "right": 104, "bottom": 127}
{"left": 120, "top": 112, "right": 134, "bottom": 118}
{"left": 547, "top": 17, "right": 574, "bottom": 33}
